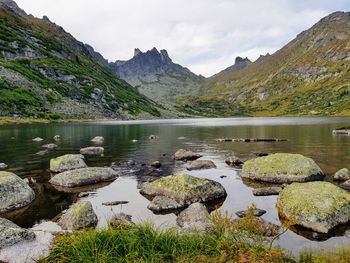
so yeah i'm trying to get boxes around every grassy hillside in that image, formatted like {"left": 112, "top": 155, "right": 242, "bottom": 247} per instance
{"left": 176, "top": 12, "right": 350, "bottom": 117}
{"left": 0, "top": 7, "right": 160, "bottom": 120}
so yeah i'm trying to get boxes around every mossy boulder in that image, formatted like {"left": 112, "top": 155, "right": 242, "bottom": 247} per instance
{"left": 50, "top": 154, "right": 87, "bottom": 173}
{"left": 0, "top": 172, "right": 35, "bottom": 214}
{"left": 242, "top": 153, "right": 324, "bottom": 183}
{"left": 334, "top": 168, "right": 350, "bottom": 181}
{"left": 186, "top": 160, "right": 216, "bottom": 171}
{"left": 80, "top": 147, "right": 104, "bottom": 155}
{"left": 341, "top": 179, "right": 350, "bottom": 191}
{"left": 49, "top": 167, "right": 119, "bottom": 187}
{"left": 277, "top": 182, "right": 350, "bottom": 233}
{"left": 140, "top": 173, "right": 226, "bottom": 207}
{"left": 176, "top": 203, "right": 213, "bottom": 233}
{"left": 58, "top": 201, "right": 98, "bottom": 230}
{"left": 173, "top": 149, "right": 202, "bottom": 161}
{"left": 0, "top": 218, "right": 35, "bottom": 249}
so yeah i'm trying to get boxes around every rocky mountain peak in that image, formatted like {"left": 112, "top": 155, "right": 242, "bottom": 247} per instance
{"left": 0, "top": 0, "right": 27, "bottom": 16}
{"left": 235, "top": 56, "right": 251, "bottom": 65}
{"left": 216, "top": 56, "right": 252, "bottom": 75}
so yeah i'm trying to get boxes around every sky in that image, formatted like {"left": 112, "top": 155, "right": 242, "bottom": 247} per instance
{"left": 15, "top": 0, "right": 350, "bottom": 77}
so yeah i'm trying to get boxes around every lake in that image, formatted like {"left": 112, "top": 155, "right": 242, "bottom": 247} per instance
{"left": 0, "top": 116, "right": 350, "bottom": 254}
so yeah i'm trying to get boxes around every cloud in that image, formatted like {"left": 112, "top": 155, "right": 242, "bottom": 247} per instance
{"left": 15, "top": 0, "right": 350, "bottom": 76}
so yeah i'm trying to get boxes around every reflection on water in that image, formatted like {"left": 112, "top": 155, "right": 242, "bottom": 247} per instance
{"left": 0, "top": 117, "right": 349, "bottom": 254}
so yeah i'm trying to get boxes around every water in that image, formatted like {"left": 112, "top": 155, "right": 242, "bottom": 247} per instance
{"left": 0, "top": 117, "right": 350, "bottom": 254}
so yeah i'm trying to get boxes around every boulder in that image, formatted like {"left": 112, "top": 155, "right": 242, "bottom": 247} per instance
{"left": 58, "top": 201, "right": 97, "bottom": 230}
{"left": 49, "top": 167, "right": 119, "bottom": 187}
{"left": 80, "top": 147, "right": 104, "bottom": 155}
{"left": 91, "top": 136, "right": 104, "bottom": 143}
{"left": 109, "top": 213, "right": 133, "bottom": 228}
{"left": 140, "top": 173, "right": 226, "bottom": 207}
{"left": 173, "top": 149, "right": 202, "bottom": 161}
{"left": 0, "top": 172, "right": 35, "bottom": 214}
{"left": 0, "top": 218, "right": 35, "bottom": 249}
{"left": 50, "top": 154, "right": 87, "bottom": 173}
{"left": 176, "top": 203, "right": 212, "bottom": 232}
{"left": 186, "top": 160, "right": 216, "bottom": 171}
{"left": 235, "top": 208, "right": 266, "bottom": 218}
{"left": 147, "top": 196, "right": 181, "bottom": 212}
{"left": 149, "top": 135, "right": 158, "bottom": 140}
{"left": 242, "top": 153, "right": 324, "bottom": 183}
{"left": 225, "top": 156, "right": 243, "bottom": 167}
{"left": 334, "top": 168, "right": 350, "bottom": 181}
{"left": 53, "top": 135, "right": 61, "bottom": 141}
{"left": 341, "top": 179, "right": 350, "bottom": 191}
{"left": 42, "top": 143, "right": 57, "bottom": 149}
{"left": 277, "top": 182, "right": 350, "bottom": 233}
{"left": 253, "top": 187, "right": 282, "bottom": 196}
{"left": 0, "top": 163, "right": 7, "bottom": 169}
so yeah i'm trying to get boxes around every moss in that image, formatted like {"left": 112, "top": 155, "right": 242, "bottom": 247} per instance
{"left": 0, "top": 171, "right": 19, "bottom": 184}
{"left": 70, "top": 202, "right": 92, "bottom": 217}
{"left": 278, "top": 182, "right": 350, "bottom": 218}
{"left": 242, "top": 153, "right": 322, "bottom": 176}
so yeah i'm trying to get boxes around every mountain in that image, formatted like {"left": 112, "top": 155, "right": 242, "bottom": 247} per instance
{"left": 215, "top": 56, "right": 252, "bottom": 76}
{"left": 176, "top": 11, "right": 350, "bottom": 117}
{"left": 0, "top": 0, "right": 160, "bottom": 120}
{"left": 109, "top": 48, "right": 205, "bottom": 101}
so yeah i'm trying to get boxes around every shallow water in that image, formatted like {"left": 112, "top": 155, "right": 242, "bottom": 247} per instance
{"left": 0, "top": 117, "right": 350, "bottom": 254}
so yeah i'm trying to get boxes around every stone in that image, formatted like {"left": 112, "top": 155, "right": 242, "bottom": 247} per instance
{"left": 58, "top": 201, "right": 98, "bottom": 230}
{"left": 109, "top": 213, "right": 133, "bottom": 228}
{"left": 80, "top": 146, "right": 104, "bottom": 155}
{"left": 235, "top": 208, "right": 266, "bottom": 218}
{"left": 345, "top": 229, "right": 350, "bottom": 238}
{"left": 49, "top": 167, "right": 119, "bottom": 187}
{"left": 173, "top": 149, "right": 202, "bottom": 161}
{"left": 225, "top": 156, "right": 243, "bottom": 167}
{"left": 147, "top": 196, "right": 181, "bottom": 212}
{"left": 277, "top": 182, "right": 350, "bottom": 233}
{"left": 149, "top": 135, "right": 158, "bottom": 140}
{"left": 91, "top": 136, "right": 104, "bottom": 143}
{"left": 253, "top": 187, "right": 282, "bottom": 196}
{"left": 176, "top": 203, "right": 212, "bottom": 232}
{"left": 186, "top": 160, "right": 216, "bottom": 171}
{"left": 0, "top": 218, "right": 35, "bottom": 249}
{"left": 0, "top": 163, "right": 7, "bottom": 169}
{"left": 332, "top": 127, "right": 350, "bottom": 135}
{"left": 236, "top": 218, "right": 281, "bottom": 237}
{"left": 177, "top": 137, "right": 186, "bottom": 140}
{"left": 242, "top": 153, "right": 324, "bottom": 183}
{"left": 42, "top": 144, "right": 57, "bottom": 149}
{"left": 50, "top": 154, "right": 87, "bottom": 173}
{"left": 334, "top": 168, "right": 350, "bottom": 181}
{"left": 102, "top": 201, "right": 128, "bottom": 206}
{"left": 150, "top": 161, "right": 161, "bottom": 168}
{"left": 140, "top": 173, "right": 226, "bottom": 207}
{"left": 36, "top": 150, "right": 49, "bottom": 156}
{"left": 0, "top": 172, "right": 35, "bottom": 214}
{"left": 32, "top": 137, "right": 44, "bottom": 142}
{"left": 53, "top": 135, "right": 61, "bottom": 141}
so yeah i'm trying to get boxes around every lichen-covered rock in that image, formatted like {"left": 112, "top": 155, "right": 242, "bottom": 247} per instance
{"left": 50, "top": 154, "right": 87, "bottom": 173}
{"left": 225, "top": 156, "right": 244, "bottom": 167}
{"left": 186, "top": 160, "right": 216, "bottom": 171}
{"left": 341, "top": 179, "right": 350, "bottom": 191}
{"left": 147, "top": 196, "right": 181, "bottom": 212}
{"left": 173, "top": 149, "right": 202, "bottom": 161}
{"left": 242, "top": 153, "right": 324, "bottom": 183}
{"left": 0, "top": 218, "right": 35, "bottom": 249}
{"left": 49, "top": 167, "right": 119, "bottom": 187}
{"left": 176, "top": 203, "right": 212, "bottom": 233}
{"left": 0, "top": 172, "right": 35, "bottom": 214}
{"left": 58, "top": 201, "right": 97, "bottom": 230}
{"left": 253, "top": 187, "right": 282, "bottom": 196}
{"left": 140, "top": 173, "right": 226, "bottom": 206}
{"left": 91, "top": 136, "right": 104, "bottom": 143}
{"left": 80, "top": 147, "right": 104, "bottom": 155}
{"left": 277, "top": 182, "right": 350, "bottom": 233}
{"left": 334, "top": 168, "right": 350, "bottom": 181}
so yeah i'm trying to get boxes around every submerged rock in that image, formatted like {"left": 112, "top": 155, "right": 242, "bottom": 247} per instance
{"left": 173, "top": 149, "right": 202, "bottom": 161}
{"left": 176, "top": 203, "right": 212, "bottom": 233}
{"left": 53, "top": 135, "right": 61, "bottom": 141}
{"left": 253, "top": 187, "right": 282, "bottom": 196}
{"left": 186, "top": 160, "right": 216, "bottom": 171}
{"left": 102, "top": 201, "right": 128, "bottom": 206}
{"left": 225, "top": 156, "right": 243, "bottom": 167}
{"left": 0, "top": 218, "right": 35, "bottom": 249}
{"left": 42, "top": 143, "right": 57, "bottom": 149}
{"left": 80, "top": 146, "right": 104, "bottom": 155}
{"left": 242, "top": 153, "right": 324, "bottom": 183}
{"left": 0, "top": 163, "right": 7, "bottom": 169}
{"left": 58, "top": 201, "right": 97, "bottom": 230}
{"left": 148, "top": 196, "right": 181, "bottom": 212}
{"left": 50, "top": 154, "right": 87, "bottom": 173}
{"left": 235, "top": 208, "right": 266, "bottom": 218}
{"left": 277, "top": 182, "right": 350, "bottom": 233}
{"left": 334, "top": 168, "right": 350, "bottom": 181}
{"left": 36, "top": 150, "right": 49, "bottom": 156}
{"left": 91, "top": 136, "right": 104, "bottom": 143}
{"left": 32, "top": 137, "right": 43, "bottom": 142}
{"left": 0, "top": 172, "right": 35, "bottom": 214}
{"left": 140, "top": 173, "right": 226, "bottom": 207}
{"left": 49, "top": 167, "right": 119, "bottom": 187}
{"left": 149, "top": 135, "right": 158, "bottom": 140}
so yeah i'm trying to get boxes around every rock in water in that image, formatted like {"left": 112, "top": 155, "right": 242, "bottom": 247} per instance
{"left": 235, "top": 208, "right": 266, "bottom": 218}
{"left": 32, "top": 137, "right": 44, "bottom": 142}
{"left": 0, "top": 163, "right": 8, "bottom": 169}
{"left": 0, "top": 172, "right": 35, "bottom": 213}
{"left": 242, "top": 153, "right": 324, "bottom": 183}
{"left": 173, "top": 149, "right": 202, "bottom": 161}
{"left": 253, "top": 187, "right": 282, "bottom": 196}
{"left": 53, "top": 135, "right": 61, "bottom": 141}
{"left": 91, "top": 136, "right": 104, "bottom": 143}
{"left": 50, "top": 154, "right": 87, "bottom": 173}
{"left": 225, "top": 156, "right": 243, "bottom": 167}
{"left": 334, "top": 168, "right": 350, "bottom": 181}
{"left": 150, "top": 161, "right": 161, "bottom": 168}
{"left": 80, "top": 147, "right": 104, "bottom": 155}
{"left": 58, "top": 201, "right": 98, "bottom": 230}
{"left": 176, "top": 203, "right": 212, "bottom": 232}
{"left": 49, "top": 167, "right": 119, "bottom": 187}
{"left": 140, "top": 173, "right": 226, "bottom": 207}
{"left": 147, "top": 196, "right": 181, "bottom": 212}
{"left": 42, "top": 144, "right": 58, "bottom": 149}
{"left": 109, "top": 213, "right": 133, "bottom": 228}
{"left": 186, "top": 160, "right": 216, "bottom": 171}
{"left": 277, "top": 182, "right": 350, "bottom": 233}
{"left": 0, "top": 218, "right": 35, "bottom": 249}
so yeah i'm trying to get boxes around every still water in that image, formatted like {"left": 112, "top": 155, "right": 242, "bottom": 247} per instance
{"left": 0, "top": 117, "right": 350, "bottom": 254}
